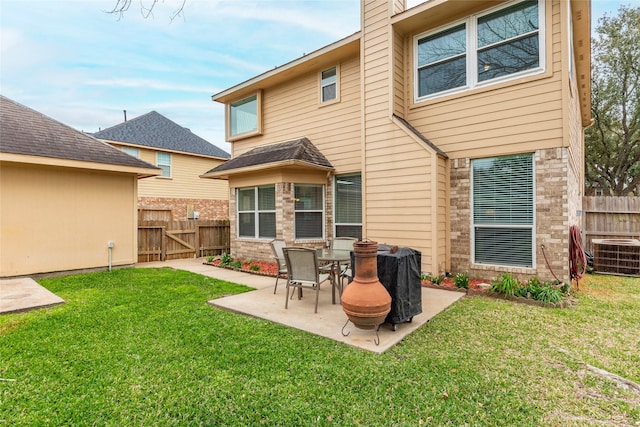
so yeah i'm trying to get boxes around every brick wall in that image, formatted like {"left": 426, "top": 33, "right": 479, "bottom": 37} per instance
{"left": 450, "top": 148, "right": 572, "bottom": 283}
{"left": 138, "top": 197, "right": 228, "bottom": 221}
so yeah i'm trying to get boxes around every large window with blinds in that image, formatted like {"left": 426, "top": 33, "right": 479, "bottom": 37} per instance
{"left": 472, "top": 154, "right": 534, "bottom": 268}
{"left": 334, "top": 174, "right": 362, "bottom": 239}
{"left": 294, "top": 184, "right": 324, "bottom": 239}
{"left": 237, "top": 186, "right": 276, "bottom": 239}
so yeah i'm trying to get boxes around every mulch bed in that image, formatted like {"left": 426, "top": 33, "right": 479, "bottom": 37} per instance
{"left": 203, "top": 259, "right": 572, "bottom": 308}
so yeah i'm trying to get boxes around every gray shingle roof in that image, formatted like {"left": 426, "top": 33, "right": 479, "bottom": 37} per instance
{"left": 92, "top": 111, "right": 230, "bottom": 159}
{"left": 0, "top": 95, "right": 161, "bottom": 171}
{"left": 203, "top": 137, "right": 333, "bottom": 175}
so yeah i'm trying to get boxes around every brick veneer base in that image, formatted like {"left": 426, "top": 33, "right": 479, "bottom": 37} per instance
{"left": 449, "top": 148, "right": 576, "bottom": 283}
{"left": 138, "top": 197, "right": 229, "bottom": 221}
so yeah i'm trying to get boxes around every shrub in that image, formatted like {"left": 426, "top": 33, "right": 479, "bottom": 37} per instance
{"left": 430, "top": 274, "right": 444, "bottom": 285}
{"left": 250, "top": 264, "right": 260, "bottom": 272}
{"left": 535, "top": 285, "right": 563, "bottom": 304}
{"left": 517, "top": 277, "right": 542, "bottom": 299}
{"left": 453, "top": 272, "right": 469, "bottom": 289}
{"left": 420, "top": 273, "right": 430, "bottom": 281}
{"left": 220, "top": 253, "right": 233, "bottom": 266}
{"left": 206, "top": 256, "right": 214, "bottom": 263}
{"left": 491, "top": 273, "right": 520, "bottom": 297}
{"left": 229, "top": 261, "right": 243, "bottom": 270}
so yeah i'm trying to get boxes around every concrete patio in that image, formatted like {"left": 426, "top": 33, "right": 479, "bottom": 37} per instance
{"left": 141, "top": 258, "right": 466, "bottom": 353}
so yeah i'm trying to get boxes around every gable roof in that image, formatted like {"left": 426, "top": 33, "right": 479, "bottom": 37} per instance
{"left": 92, "top": 111, "right": 230, "bottom": 159}
{"left": 0, "top": 95, "right": 160, "bottom": 175}
{"left": 201, "top": 137, "right": 333, "bottom": 179}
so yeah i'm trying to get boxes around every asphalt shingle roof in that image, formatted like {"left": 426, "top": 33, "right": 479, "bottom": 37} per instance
{"left": 92, "top": 111, "right": 230, "bottom": 159}
{"left": 0, "top": 95, "right": 160, "bottom": 171}
{"left": 203, "top": 137, "right": 333, "bottom": 175}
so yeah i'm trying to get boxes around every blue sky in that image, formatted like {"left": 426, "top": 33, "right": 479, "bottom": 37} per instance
{"left": 1, "top": 0, "right": 635, "bottom": 154}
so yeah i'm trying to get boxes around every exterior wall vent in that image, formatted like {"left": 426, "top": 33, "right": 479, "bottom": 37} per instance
{"left": 592, "top": 239, "right": 640, "bottom": 277}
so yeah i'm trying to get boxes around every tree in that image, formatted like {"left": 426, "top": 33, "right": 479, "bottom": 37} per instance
{"left": 585, "top": 5, "right": 640, "bottom": 196}
{"left": 108, "top": 0, "right": 186, "bottom": 21}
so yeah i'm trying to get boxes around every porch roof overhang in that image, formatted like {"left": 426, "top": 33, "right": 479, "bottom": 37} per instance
{"left": 200, "top": 137, "right": 334, "bottom": 180}
{"left": 571, "top": 0, "right": 592, "bottom": 127}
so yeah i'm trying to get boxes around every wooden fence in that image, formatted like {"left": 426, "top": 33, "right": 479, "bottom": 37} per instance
{"left": 138, "top": 220, "right": 230, "bottom": 263}
{"left": 582, "top": 196, "right": 640, "bottom": 252}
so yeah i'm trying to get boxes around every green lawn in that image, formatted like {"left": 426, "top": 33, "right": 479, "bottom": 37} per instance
{"left": 1, "top": 268, "right": 638, "bottom": 426}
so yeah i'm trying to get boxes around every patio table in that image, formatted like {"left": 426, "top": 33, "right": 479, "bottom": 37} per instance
{"left": 316, "top": 248, "right": 351, "bottom": 304}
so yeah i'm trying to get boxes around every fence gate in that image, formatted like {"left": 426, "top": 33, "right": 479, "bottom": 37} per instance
{"left": 138, "top": 220, "right": 230, "bottom": 263}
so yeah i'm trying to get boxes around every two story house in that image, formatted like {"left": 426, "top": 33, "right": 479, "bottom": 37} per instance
{"left": 202, "top": 0, "right": 591, "bottom": 282}
{"left": 94, "top": 111, "right": 230, "bottom": 221}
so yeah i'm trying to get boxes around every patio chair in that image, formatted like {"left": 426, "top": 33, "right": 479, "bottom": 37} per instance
{"left": 331, "top": 237, "right": 358, "bottom": 286}
{"left": 282, "top": 247, "right": 330, "bottom": 313}
{"left": 270, "top": 239, "right": 288, "bottom": 294}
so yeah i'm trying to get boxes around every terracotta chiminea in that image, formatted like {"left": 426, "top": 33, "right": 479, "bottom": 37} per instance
{"left": 341, "top": 239, "right": 391, "bottom": 330}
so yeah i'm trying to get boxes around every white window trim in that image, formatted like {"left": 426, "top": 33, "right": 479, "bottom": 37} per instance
{"left": 226, "top": 91, "right": 263, "bottom": 142}
{"left": 469, "top": 154, "right": 537, "bottom": 269}
{"left": 156, "top": 152, "right": 171, "bottom": 179}
{"left": 333, "top": 174, "right": 362, "bottom": 238}
{"left": 294, "top": 184, "right": 325, "bottom": 241}
{"left": 414, "top": 0, "right": 545, "bottom": 103}
{"left": 319, "top": 65, "right": 340, "bottom": 105}
{"left": 236, "top": 186, "right": 276, "bottom": 240}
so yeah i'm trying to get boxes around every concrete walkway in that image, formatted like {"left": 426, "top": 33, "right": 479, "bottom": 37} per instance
{"left": 0, "top": 277, "right": 65, "bottom": 314}
{"left": 139, "top": 258, "right": 466, "bottom": 353}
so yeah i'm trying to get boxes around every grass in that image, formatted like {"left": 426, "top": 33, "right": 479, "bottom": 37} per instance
{"left": 1, "top": 268, "right": 639, "bottom": 426}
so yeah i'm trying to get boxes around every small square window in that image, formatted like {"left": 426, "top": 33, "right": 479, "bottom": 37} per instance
{"left": 227, "top": 92, "right": 262, "bottom": 141}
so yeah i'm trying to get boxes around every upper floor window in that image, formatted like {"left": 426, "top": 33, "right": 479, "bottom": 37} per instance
{"left": 320, "top": 66, "right": 338, "bottom": 103}
{"left": 237, "top": 185, "right": 276, "bottom": 239}
{"left": 228, "top": 92, "right": 262, "bottom": 140}
{"left": 294, "top": 184, "right": 324, "bottom": 239}
{"left": 156, "top": 152, "right": 171, "bottom": 178}
{"left": 415, "top": 0, "right": 543, "bottom": 101}
{"left": 121, "top": 146, "right": 139, "bottom": 158}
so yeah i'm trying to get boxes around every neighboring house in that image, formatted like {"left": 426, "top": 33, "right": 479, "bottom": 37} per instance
{"left": 0, "top": 95, "right": 161, "bottom": 278}
{"left": 202, "top": 0, "right": 591, "bottom": 283}
{"left": 93, "top": 111, "right": 231, "bottom": 221}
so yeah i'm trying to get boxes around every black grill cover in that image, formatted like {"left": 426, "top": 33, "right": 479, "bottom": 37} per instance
{"left": 351, "top": 245, "right": 422, "bottom": 325}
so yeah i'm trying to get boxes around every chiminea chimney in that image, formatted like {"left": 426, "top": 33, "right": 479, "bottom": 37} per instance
{"left": 123, "top": 110, "right": 127, "bottom": 122}
{"left": 341, "top": 240, "right": 391, "bottom": 331}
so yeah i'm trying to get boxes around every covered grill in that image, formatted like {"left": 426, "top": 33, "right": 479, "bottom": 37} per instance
{"left": 351, "top": 244, "right": 422, "bottom": 330}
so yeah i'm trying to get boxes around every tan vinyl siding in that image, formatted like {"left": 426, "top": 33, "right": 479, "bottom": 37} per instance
{"left": 437, "top": 156, "right": 449, "bottom": 272}
{"left": 231, "top": 56, "right": 362, "bottom": 173}
{"left": 362, "top": 0, "right": 442, "bottom": 273}
{"left": 407, "top": 0, "right": 564, "bottom": 160}
{"left": 112, "top": 146, "right": 228, "bottom": 200}
{"left": 392, "top": 27, "right": 406, "bottom": 117}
